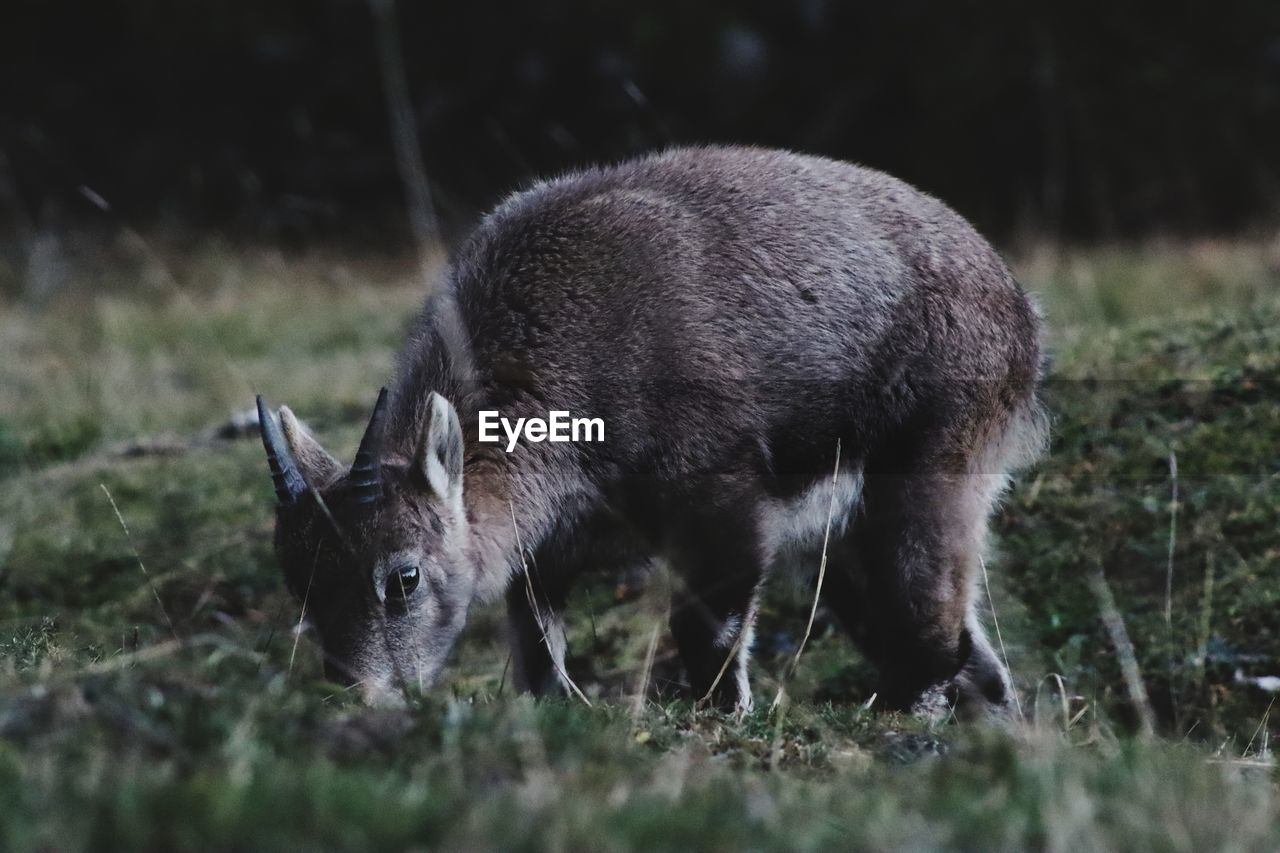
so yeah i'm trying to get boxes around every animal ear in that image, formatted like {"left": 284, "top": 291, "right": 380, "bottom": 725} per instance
{"left": 279, "top": 406, "right": 342, "bottom": 487}
{"left": 416, "top": 392, "right": 463, "bottom": 502}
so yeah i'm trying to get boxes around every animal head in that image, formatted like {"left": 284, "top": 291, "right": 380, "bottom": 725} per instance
{"left": 257, "top": 389, "right": 473, "bottom": 704}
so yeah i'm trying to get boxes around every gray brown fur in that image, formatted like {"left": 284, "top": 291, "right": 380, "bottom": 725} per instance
{"left": 258, "top": 146, "right": 1046, "bottom": 714}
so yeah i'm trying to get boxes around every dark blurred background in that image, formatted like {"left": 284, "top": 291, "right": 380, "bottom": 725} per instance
{"left": 3, "top": 0, "right": 1279, "bottom": 250}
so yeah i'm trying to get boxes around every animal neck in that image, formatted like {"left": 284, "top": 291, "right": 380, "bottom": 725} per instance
{"left": 386, "top": 290, "right": 474, "bottom": 457}
{"left": 460, "top": 457, "right": 562, "bottom": 603}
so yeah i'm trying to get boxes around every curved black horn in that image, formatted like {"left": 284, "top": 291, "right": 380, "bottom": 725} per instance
{"left": 257, "top": 395, "right": 308, "bottom": 505}
{"left": 349, "top": 387, "right": 390, "bottom": 505}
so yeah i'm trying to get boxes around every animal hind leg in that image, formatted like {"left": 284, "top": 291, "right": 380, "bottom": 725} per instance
{"left": 853, "top": 437, "right": 1013, "bottom": 717}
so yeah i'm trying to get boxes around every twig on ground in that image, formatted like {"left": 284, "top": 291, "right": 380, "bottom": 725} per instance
{"left": 1089, "top": 565, "right": 1157, "bottom": 738}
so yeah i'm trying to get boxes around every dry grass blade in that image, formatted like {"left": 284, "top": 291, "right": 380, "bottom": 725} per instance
{"left": 980, "top": 554, "right": 1023, "bottom": 721}
{"left": 1033, "top": 673, "right": 1071, "bottom": 729}
{"left": 1194, "top": 553, "right": 1217, "bottom": 699}
{"left": 1165, "top": 450, "right": 1180, "bottom": 726}
{"left": 1242, "top": 696, "right": 1275, "bottom": 759}
{"left": 697, "top": 625, "right": 750, "bottom": 713}
{"left": 367, "top": 0, "right": 439, "bottom": 274}
{"left": 510, "top": 501, "right": 592, "bottom": 706}
{"left": 288, "top": 545, "right": 323, "bottom": 679}
{"left": 632, "top": 622, "right": 662, "bottom": 723}
{"left": 100, "top": 483, "right": 176, "bottom": 639}
{"left": 770, "top": 440, "right": 841, "bottom": 714}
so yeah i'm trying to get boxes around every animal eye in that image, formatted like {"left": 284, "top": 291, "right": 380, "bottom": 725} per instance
{"left": 385, "top": 565, "right": 420, "bottom": 602}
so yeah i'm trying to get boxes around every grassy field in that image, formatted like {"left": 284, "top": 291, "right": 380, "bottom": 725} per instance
{"left": 1, "top": 236, "right": 1278, "bottom": 850}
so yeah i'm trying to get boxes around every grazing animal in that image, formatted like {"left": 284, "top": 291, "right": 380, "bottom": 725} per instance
{"left": 256, "top": 146, "right": 1046, "bottom": 715}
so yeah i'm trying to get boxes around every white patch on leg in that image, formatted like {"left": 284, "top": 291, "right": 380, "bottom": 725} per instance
{"left": 759, "top": 466, "right": 863, "bottom": 576}
{"left": 715, "top": 614, "right": 743, "bottom": 649}
{"left": 734, "top": 617, "right": 756, "bottom": 714}
{"left": 710, "top": 604, "right": 758, "bottom": 713}
{"left": 545, "top": 611, "right": 567, "bottom": 666}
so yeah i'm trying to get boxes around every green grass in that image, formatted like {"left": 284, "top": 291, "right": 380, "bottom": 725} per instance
{"left": 1, "top": 238, "right": 1278, "bottom": 850}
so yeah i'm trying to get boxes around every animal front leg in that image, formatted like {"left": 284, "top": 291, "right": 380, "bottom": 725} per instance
{"left": 669, "top": 589, "right": 759, "bottom": 712}
{"left": 667, "top": 525, "right": 765, "bottom": 713}
{"left": 505, "top": 579, "right": 570, "bottom": 696}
